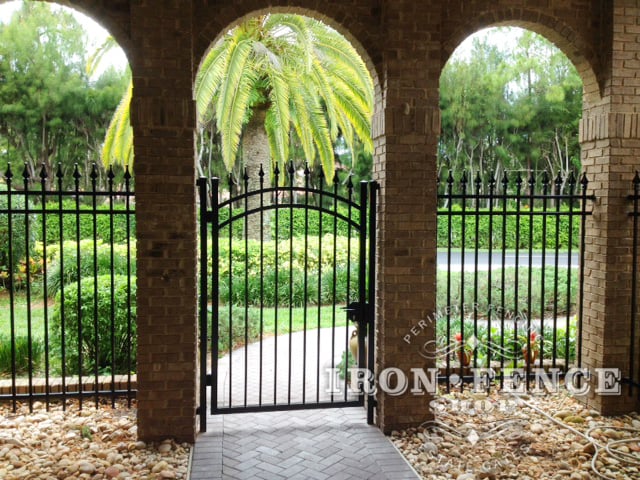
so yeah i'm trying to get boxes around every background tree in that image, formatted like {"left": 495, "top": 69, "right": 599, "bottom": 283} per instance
{"left": 102, "top": 14, "right": 373, "bottom": 189}
{"left": 439, "top": 28, "right": 582, "bottom": 194}
{"left": 0, "top": 2, "right": 128, "bottom": 190}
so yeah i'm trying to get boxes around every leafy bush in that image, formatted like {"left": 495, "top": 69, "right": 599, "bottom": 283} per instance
{"left": 212, "top": 235, "right": 360, "bottom": 307}
{"left": 51, "top": 275, "right": 136, "bottom": 375}
{"left": 0, "top": 184, "right": 33, "bottom": 282}
{"left": 46, "top": 240, "right": 136, "bottom": 296}
{"left": 216, "top": 306, "right": 261, "bottom": 354}
{"left": 218, "top": 206, "right": 356, "bottom": 239}
{"left": 436, "top": 267, "right": 578, "bottom": 320}
{"left": 0, "top": 334, "right": 44, "bottom": 377}
{"left": 437, "top": 205, "right": 582, "bottom": 250}
{"left": 32, "top": 200, "right": 135, "bottom": 245}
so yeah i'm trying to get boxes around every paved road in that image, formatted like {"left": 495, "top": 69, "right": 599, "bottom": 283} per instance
{"left": 438, "top": 250, "right": 579, "bottom": 271}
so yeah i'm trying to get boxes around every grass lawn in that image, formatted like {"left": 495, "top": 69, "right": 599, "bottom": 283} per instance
{"left": 0, "top": 292, "right": 48, "bottom": 339}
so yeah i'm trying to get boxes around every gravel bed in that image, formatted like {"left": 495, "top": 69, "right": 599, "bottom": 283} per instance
{"left": 392, "top": 389, "right": 640, "bottom": 480}
{"left": 0, "top": 400, "right": 191, "bottom": 480}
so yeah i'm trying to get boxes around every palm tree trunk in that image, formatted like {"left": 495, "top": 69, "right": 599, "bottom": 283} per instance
{"left": 242, "top": 108, "right": 271, "bottom": 240}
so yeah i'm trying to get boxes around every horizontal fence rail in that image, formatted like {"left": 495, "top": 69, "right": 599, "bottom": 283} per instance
{"left": 435, "top": 170, "right": 594, "bottom": 390}
{"left": 0, "top": 162, "right": 136, "bottom": 411}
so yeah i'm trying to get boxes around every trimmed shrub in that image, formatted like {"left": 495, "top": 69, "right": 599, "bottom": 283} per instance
{"left": 46, "top": 240, "right": 136, "bottom": 296}
{"left": 0, "top": 184, "right": 33, "bottom": 283}
{"left": 32, "top": 200, "right": 135, "bottom": 246}
{"left": 51, "top": 275, "right": 136, "bottom": 375}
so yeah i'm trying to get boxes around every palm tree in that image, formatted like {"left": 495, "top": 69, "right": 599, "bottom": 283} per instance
{"left": 101, "top": 13, "right": 373, "bottom": 184}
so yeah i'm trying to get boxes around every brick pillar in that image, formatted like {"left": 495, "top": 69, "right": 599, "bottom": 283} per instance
{"left": 131, "top": 2, "right": 199, "bottom": 442}
{"left": 579, "top": 1, "right": 640, "bottom": 415}
{"left": 372, "top": 0, "right": 440, "bottom": 434}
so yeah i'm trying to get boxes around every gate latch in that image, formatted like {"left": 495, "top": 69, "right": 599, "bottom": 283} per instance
{"left": 343, "top": 301, "right": 370, "bottom": 327}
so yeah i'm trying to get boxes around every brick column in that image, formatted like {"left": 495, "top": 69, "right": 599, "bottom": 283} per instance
{"left": 372, "top": 0, "right": 440, "bottom": 433}
{"left": 579, "top": 1, "right": 640, "bottom": 415}
{"left": 131, "top": 2, "right": 199, "bottom": 442}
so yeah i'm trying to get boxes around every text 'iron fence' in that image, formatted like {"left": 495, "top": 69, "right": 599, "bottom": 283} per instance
{"left": 435, "top": 171, "right": 594, "bottom": 390}
{"left": 0, "top": 163, "right": 136, "bottom": 411}
{"left": 198, "top": 165, "right": 377, "bottom": 432}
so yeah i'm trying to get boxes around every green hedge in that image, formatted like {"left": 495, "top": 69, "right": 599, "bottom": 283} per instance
{"left": 218, "top": 206, "right": 358, "bottom": 239}
{"left": 46, "top": 240, "right": 136, "bottom": 296}
{"left": 0, "top": 184, "right": 32, "bottom": 277}
{"left": 51, "top": 274, "right": 136, "bottom": 375}
{"left": 437, "top": 206, "right": 582, "bottom": 249}
{"left": 436, "top": 267, "right": 578, "bottom": 320}
{"left": 32, "top": 200, "right": 135, "bottom": 246}
{"left": 212, "top": 234, "right": 360, "bottom": 307}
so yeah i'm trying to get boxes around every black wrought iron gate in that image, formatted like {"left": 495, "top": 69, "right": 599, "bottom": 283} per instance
{"left": 197, "top": 167, "right": 377, "bottom": 432}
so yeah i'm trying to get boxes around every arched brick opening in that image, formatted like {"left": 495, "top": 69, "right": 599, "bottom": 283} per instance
{"left": 442, "top": 11, "right": 601, "bottom": 102}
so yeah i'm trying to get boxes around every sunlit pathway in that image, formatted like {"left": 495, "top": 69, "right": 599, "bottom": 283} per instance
{"left": 190, "top": 329, "right": 419, "bottom": 479}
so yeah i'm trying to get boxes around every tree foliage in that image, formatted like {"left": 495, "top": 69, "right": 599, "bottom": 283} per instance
{"left": 439, "top": 29, "right": 583, "bottom": 193}
{"left": 103, "top": 14, "right": 374, "bottom": 185}
{"left": 0, "top": 2, "right": 128, "bottom": 189}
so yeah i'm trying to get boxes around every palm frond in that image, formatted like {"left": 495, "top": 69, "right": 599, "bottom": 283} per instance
{"left": 102, "top": 82, "right": 133, "bottom": 167}
{"left": 216, "top": 39, "right": 260, "bottom": 170}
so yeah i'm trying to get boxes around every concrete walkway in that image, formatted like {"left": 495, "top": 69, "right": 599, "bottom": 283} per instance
{"left": 190, "top": 328, "right": 420, "bottom": 479}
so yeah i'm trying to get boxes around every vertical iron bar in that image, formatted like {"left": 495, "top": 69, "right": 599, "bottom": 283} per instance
{"left": 578, "top": 174, "right": 589, "bottom": 371}
{"left": 5, "top": 165, "right": 16, "bottom": 412}
{"left": 227, "top": 174, "right": 233, "bottom": 408}
{"left": 459, "top": 172, "right": 467, "bottom": 381}
{"left": 40, "top": 165, "right": 50, "bottom": 410}
{"left": 288, "top": 162, "right": 294, "bottom": 404}
{"left": 302, "top": 165, "right": 310, "bottom": 403}
{"left": 367, "top": 181, "right": 378, "bottom": 425}
{"left": 552, "top": 173, "right": 562, "bottom": 369}
{"left": 539, "top": 172, "right": 549, "bottom": 369}
{"left": 23, "top": 164, "right": 33, "bottom": 411}
{"left": 344, "top": 177, "right": 354, "bottom": 400}
{"left": 56, "top": 164, "right": 67, "bottom": 410}
{"left": 243, "top": 169, "right": 249, "bottom": 408}
{"left": 445, "top": 172, "right": 453, "bottom": 391}
{"left": 198, "top": 177, "right": 208, "bottom": 432}
{"left": 73, "top": 164, "right": 83, "bottom": 409}
{"left": 631, "top": 173, "right": 640, "bottom": 396}
{"left": 473, "top": 174, "right": 481, "bottom": 368}
{"left": 107, "top": 167, "right": 116, "bottom": 407}
{"left": 259, "top": 166, "right": 265, "bottom": 406}
{"left": 565, "top": 173, "right": 576, "bottom": 371}
{"left": 124, "top": 166, "right": 132, "bottom": 407}
{"left": 273, "top": 167, "right": 280, "bottom": 404}
{"left": 500, "top": 173, "right": 508, "bottom": 388}
{"left": 211, "top": 177, "right": 220, "bottom": 414}
{"left": 90, "top": 164, "right": 99, "bottom": 408}
{"left": 358, "top": 181, "right": 368, "bottom": 406}
{"left": 487, "top": 174, "right": 495, "bottom": 373}
{"left": 513, "top": 174, "right": 522, "bottom": 376}
{"left": 330, "top": 174, "right": 338, "bottom": 403}
{"left": 316, "top": 172, "right": 324, "bottom": 403}
{"left": 526, "top": 173, "right": 535, "bottom": 379}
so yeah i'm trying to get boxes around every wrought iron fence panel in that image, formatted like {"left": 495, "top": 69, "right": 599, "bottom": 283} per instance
{"left": 0, "top": 163, "right": 136, "bottom": 411}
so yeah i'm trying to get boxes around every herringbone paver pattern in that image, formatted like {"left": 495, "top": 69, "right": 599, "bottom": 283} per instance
{"left": 189, "top": 408, "right": 419, "bottom": 479}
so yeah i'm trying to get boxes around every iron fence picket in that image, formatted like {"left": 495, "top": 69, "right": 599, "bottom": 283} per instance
{"left": 436, "top": 170, "right": 594, "bottom": 389}
{"left": 0, "top": 163, "right": 136, "bottom": 410}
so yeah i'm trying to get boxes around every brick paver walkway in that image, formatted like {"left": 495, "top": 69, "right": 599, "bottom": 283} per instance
{"left": 189, "top": 407, "right": 420, "bottom": 479}
{"left": 191, "top": 327, "right": 419, "bottom": 479}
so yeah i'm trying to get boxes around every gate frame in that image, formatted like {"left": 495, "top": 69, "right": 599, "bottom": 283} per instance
{"left": 197, "top": 172, "right": 377, "bottom": 432}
